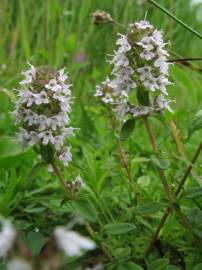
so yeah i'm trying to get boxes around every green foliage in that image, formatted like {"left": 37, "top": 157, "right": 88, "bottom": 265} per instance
{"left": 120, "top": 119, "right": 136, "bottom": 141}
{"left": 0, "top": 0, "right": 202, "bottom": 269}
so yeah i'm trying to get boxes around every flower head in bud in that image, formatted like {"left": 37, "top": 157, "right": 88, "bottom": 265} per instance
{"left": 95, "top": 20, "right": 173, "bottom": 120}
{"left": 13, "top": 65, "right": 76, "bottom": 166}
{"left": 91, "top": 10, "right": 114, "bottom": 25}
{"left": 54, "top": 227, "right": 95, "bottom": 257}
{"left": 0, "top": 217, "right": 16, "bottom": 258}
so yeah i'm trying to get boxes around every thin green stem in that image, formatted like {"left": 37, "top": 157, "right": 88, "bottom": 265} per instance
{"left": 146, "top": 140, "right": 202, "bottom": 255}
{"left": 148, "top": 0, "right": 202, "bottom": 40}
{"left": 168, "top": 58, "right": 202, "bottom": 63}
{"left": 51, "top": 161, "right": 112, "bottom": 260}
{"left": 51, "top": 161, "right": 66, "bottom": 191}
{"left": 144, "top": 117, "right": 173, "bottom": 204}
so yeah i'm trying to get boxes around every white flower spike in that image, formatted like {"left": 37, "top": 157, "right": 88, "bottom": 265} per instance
{"left": 14, "top": 66, "right": 76, "bottom": 166}
{"left": 95, "top": 20, "right": 173, "bottom": 120}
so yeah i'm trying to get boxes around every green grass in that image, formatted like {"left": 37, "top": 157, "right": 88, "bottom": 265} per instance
{"left": 0, "top": 0, "right": 202, "bottom": 269}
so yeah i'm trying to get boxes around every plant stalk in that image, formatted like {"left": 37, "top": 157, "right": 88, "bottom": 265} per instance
{"left": 146, "top": 140, "right": 202, "bottom": 255}
{"left": 144, "top": 117, "right": 173, "bottom": 204}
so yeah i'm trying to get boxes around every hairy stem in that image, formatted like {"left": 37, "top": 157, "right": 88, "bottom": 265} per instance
{"left": 146, "top": 140, "right": 202, "bottom": 255}
{"left": 144, "top": 117, "right": 173, "bottom": 204}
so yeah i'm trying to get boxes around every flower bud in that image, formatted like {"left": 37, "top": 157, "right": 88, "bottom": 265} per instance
{"left": 91, "top": 10, "right": 113, "bottom": 25}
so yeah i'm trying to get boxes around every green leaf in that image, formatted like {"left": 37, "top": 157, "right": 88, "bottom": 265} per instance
{"left": 137, "top": 175, "right": 151, "bottom": 187}
{"left": 113, "top": 247, "right": 131, "bottom": 260}
{"left": 25, "top": 232, "right": 45, "bottom": 255}
{"left": 188, "top": 110, "right": 202, "bottom": 139}
{"left": 167, "top": 266, "right": 181, "bottom": 270}
{"left": 136, "top": 202, "right": 165, "bottom": 215}
{"left": 0, "top": 135, "right": 31, "bottom": 168}
{"left": 193, "top": 263, "right": 202, "bottom": 270}
{"left": 40, "top": 144, "right": 55, "bottom": 163}
{"left": 148, "top": 258, "right": 169, "bottom": 270}
{"left": 73, "top": 196, "right": 98, "bottom": 223}
{"left": 103, "top": 222, "right": 136, "bottom": 235}
{"left": 137, "top": 89, "right": 150, "bottom": 106}
{"left": 120, "top": 119, "right": 136, "bottom": 141}
{"left": 151, "top": 155, "right": 170, "bottom": 170}
{"left": 124, "top": 262, "right": 144, "bottom": 270}
{"left": 181, "top": 186, "right": 202, "bottom": 199}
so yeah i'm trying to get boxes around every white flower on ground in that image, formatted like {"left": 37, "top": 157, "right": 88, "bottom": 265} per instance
{"left": 7, "top": 258, "right": 33, "bottom": 270}
{"left": 54, "top": 227, "right": 95, "bottom": 257}
{"left": 14, "top": 66, "right": 76, "bottom": 167}
{"left": 0, "top": 218, "right": 16, "bottom": 258}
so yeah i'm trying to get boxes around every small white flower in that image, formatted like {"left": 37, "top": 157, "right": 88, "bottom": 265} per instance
{"left": 54, "top": 227, "right": 95, "bottom": 256}
{"left": 47, "top": 164, "right": 54, "bottom": 173}
{"left": 58, "top": 68, "right": 68, "bottom": 82}
{"left": 134, "top": 20, "right": 153, "bottom": 30}
{"left": 59, "top": 147, "right": 72, "bottom": 166}
{"left": 17, "top": 128, "right": 29, "bottom": 146}
{"left": 34, "top": 91, "right": 49, "bottom": 105}
{"left": 136, "top": 36, "right": 154, "bottom": 50}
{"left": 7, "top": 258, "right": 33, "bottom": 270}
{"left": 20, "top": 64, "right": 36, "bottom": 85}
{"left": 140, "top": 49, "right": 155, "bottom": 60}
{"left": 28, "top": 131, "right": 39, "bottom": 145}
{"left": 24, "top": 109, "right": 36, "bottom": 126}
{"left": 54, "top": 135, "right": 64, "bottom": 150}
{"left": 45, "top": 79, "right": 62, "bottom": 92}
{"left": 38, "top": 130, "right": 54, "bottom": 145}
{"left": 116, "top": 34, "right": 131, "bottom": 53}
{"left": 38, "top": 115, "right": 48, "bottom": 131}
{"left": 0, "top": 218, "right": 16, "bottom": 258}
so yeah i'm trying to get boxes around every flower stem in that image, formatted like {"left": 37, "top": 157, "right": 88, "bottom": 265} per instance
{"left": 51, "top": 161, "right": 67, "bottom": 191}
{"left": 148, "top": 0, "right": 202, "bottom": 40}
{"left": 51, "top": 161, "right": 112, "bottom": 260}
{"left": 144, "top": 117, "right": 173, "bottom": 204}
{"left": 146, "top": 140, "right": 202, "bottom": 255}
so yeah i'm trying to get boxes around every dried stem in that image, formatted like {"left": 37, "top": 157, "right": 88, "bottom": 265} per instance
{"left": 146, "top": 140, "right": 202, "bottom": 255}
{"left": 144, "top": 117, "right": 173, "bottom": 204}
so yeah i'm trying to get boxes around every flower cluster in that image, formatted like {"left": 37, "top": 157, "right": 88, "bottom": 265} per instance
{"left": 95, "top": 20, "right": 173, "bottom": 120}
{"left": 0, "top": 218, "right": 16, "bottom": 258}
{"left": 13, "top": 64, "right": 75, "bottom": 166}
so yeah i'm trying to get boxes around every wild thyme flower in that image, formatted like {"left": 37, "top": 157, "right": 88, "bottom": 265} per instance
{"left": 54, "top": 227, "right": 95, "bottom": 256}
{"left": 0, "top": 218, "right": 16, "bottom": 258}
{"left": 95, "top": 20, "right": 173, "bottom": 119}
{"left": 13, "top": 64, "right": 75, "bottom": 166}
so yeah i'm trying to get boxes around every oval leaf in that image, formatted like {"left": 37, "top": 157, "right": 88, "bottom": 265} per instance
{"left": 103, "top": 222, "right": 136, "bottom": 235}
{"left": 120, "top": 119, "right": 136, "bottom": 141}
{"left": 136, "top": 202, "right": 165, "bottom": 215}
{"left": 151, "top": 155, "right": 170, "bottom": 170}
{"left": 137, "top": 89, "right": 150, "bottom": 106}
{"left": 73, "top": 196, "right": 98, "bottom": 223}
